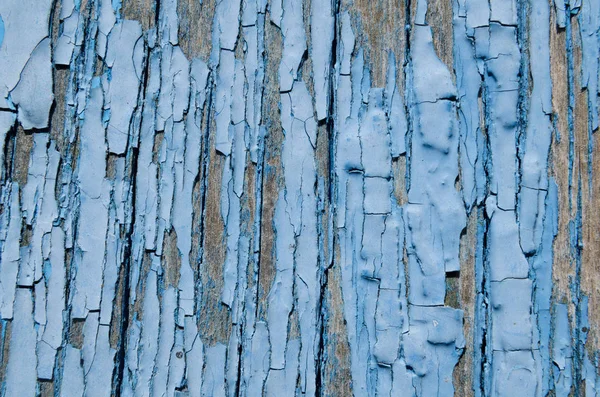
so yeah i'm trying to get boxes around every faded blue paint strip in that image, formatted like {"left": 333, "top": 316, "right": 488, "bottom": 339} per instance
{"left": 0, "top": 15, "right": 4, "bottom": 49}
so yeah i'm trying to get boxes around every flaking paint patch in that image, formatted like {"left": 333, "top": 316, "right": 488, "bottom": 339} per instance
{"left": 0, "top": 0, "right": 599, "bottom": 395}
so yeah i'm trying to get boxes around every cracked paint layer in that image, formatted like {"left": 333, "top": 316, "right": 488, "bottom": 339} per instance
{"left": 0, "top": 0, "right": 599, "bottom": 395}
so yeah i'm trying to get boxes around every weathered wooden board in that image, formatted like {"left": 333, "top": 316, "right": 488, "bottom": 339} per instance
{"left": 0, "top": 0, "right": 598, "bottom": 395}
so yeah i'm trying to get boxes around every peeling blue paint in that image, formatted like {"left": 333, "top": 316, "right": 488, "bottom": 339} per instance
{"left": 0, "top": 0, "right": 598, "bottom": 395}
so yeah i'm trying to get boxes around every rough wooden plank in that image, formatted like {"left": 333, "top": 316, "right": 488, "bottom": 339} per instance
{"left": 0, "top": 0, "right": 599, "bottom": 395}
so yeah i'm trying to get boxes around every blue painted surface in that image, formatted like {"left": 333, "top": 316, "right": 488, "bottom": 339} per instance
{"left": 0, "top": 0, "right": 597, "bottom": 395}
{"left": 0, "top": 16, "right": 4, "bottom": 49}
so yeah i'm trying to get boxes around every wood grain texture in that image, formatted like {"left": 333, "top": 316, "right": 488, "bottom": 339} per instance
{"left": 0, "top": 0, "right": 599, "bottom": 395}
